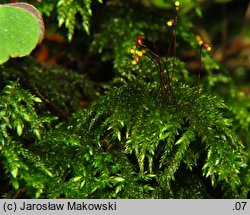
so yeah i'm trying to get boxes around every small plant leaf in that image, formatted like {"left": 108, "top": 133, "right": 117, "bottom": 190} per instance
{"left": 0, "top": 3, "right": 44, "bottom": 64}
{"left": 71, "top": 176, "right": 82, "bottom": 182}
{"left": 11, "top": 168, "right": 18, "bottom": 178}
{"left": 12, "top": 180, "right": 19, "bottom": 190}
{"left": 17, "top": 123, "right": 23, "bottom": 136}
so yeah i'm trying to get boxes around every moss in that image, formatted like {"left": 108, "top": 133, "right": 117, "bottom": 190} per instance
{"left": 0, "top": 0, "right": 249, "bottom": 198}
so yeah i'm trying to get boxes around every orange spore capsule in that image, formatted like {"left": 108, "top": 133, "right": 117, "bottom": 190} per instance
{"left": 196, "top": 35, "right": 203, "bottom": 45}
{"left": 134, "top": 55, "right": 140, "bottom": 61}
{"left": 167, "top": 19, "right": 175, "bottom": 27}
{"left": 132, "top": 60, "right": 137, "bottom": 65}
{"left": 202, "top": 42, "right": 212, "bottom": 51}
{"left": 137, "top": 35, "right": 143, "bottom": 45}
{"left": 138, "top": 51, "right": 143, "bottom": 57}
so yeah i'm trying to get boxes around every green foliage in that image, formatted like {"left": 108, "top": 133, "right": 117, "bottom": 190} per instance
{"left": 0, "top": 3, "right": 44, "bottom": 64}
{"left": 35, "top": 0, "right": 103, "bottom": 41}
{"left": 0, "top": 81, "right": 45, "bottom": 142}
{"left": 90, "top": 2, "right": 164, "bottom": 77}
{"left": 0, "top": 0, "right": 249, "bottom": 199}
{"left": 0, "top": 58, "right": 98, "bottom": 116}
{"left": 89, "top": 0, "right": 220, "bottom": 90}
{"left": 0, "top": 81, "right": 55, "bottom": 196}
{"left": 70, "top": 84, "right": 246, "bottom": 197}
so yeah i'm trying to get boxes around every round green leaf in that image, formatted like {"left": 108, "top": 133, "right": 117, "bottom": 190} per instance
{"left": 0, "top": 3, "right": 44, "bottom": 64}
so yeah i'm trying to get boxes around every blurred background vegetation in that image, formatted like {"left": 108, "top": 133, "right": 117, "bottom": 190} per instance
{"left": 0, "top": 0, "right": 250, "bottom": 198}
